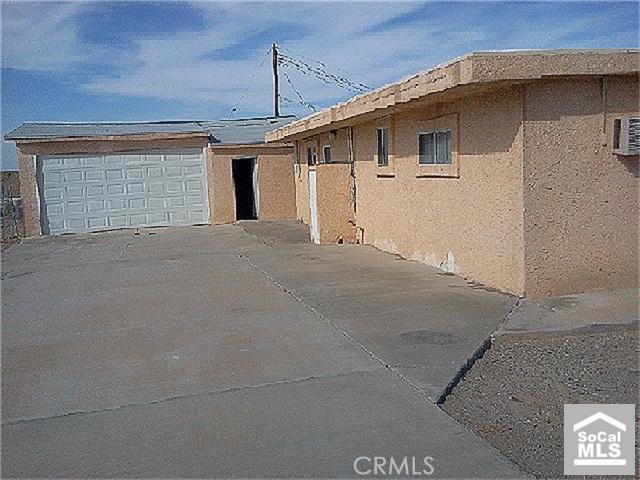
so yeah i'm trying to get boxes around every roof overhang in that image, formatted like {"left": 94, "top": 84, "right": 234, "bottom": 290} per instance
{"left": 265, "top": 49, "right": 640, "bottom": 142}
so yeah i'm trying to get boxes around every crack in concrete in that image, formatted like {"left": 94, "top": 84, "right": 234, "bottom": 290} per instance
{"left": 2, "top": 368, "right": 384, "bottom": 427}
{"left": 1, "top": 269, "right": 37, "bottom": 280}
{"left": 237, "top": 252, "right": 436, "bottom": 404}
{"left": 116, "top": 237, "right": 135, "bottom": 262}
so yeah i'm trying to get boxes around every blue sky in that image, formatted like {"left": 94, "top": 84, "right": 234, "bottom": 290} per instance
{"left": 2, "top": 1, "right": 638, "bottom": 169}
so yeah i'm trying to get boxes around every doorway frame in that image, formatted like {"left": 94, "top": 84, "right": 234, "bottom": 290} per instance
{"left": 232, "top": 156, "right": 259, "bottom": 221}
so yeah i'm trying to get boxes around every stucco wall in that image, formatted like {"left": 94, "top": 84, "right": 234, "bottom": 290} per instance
{"left": 315, "top": 163, "right": 356, "bottom": 244}
{"left": 291, "top": 88, "right": 525, "bottom": 293}
{"left": 16, "top": 137, "right": 208, "bottom": 156}
{"left": 17, "top": 148, "right": 40, "bottom": 237}
{"left": 257, "top": 154, "right": 296, "bottom": 220}
{"left": 522, "top": 76, "right": 639, "bottom": 296}
{"left": 207, "top": 146, "right": 295, "bottom": 224}
{"left": 353, "top": 87, "right": 526, "bottom": 294}
{"left": 314, "top": 129, "right": 351, "bottom": 162}
{"left": 208, "top": 151, "right": 235, "bottom": 224}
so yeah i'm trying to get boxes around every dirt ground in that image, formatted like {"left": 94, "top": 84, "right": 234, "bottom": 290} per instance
{"left": 442, "top": 325, "right": 639, "bottom": 479}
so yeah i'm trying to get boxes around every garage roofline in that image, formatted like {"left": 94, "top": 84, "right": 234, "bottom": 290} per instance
{"left": 5, "top": 116, "right": 298, "bottom": 144}
{"left": 264, "top": 48, "right": 640, "bottom": 142}
{"left": 10, "top": 132, "right": 210, "bottom": 144}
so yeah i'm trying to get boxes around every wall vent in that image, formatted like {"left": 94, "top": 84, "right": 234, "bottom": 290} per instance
{"left": 612, "top": 116, "right": 640, "bottom": 156}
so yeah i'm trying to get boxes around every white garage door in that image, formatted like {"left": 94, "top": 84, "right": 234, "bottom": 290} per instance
{"left": 37, "top": 149, "right": 210, "bottom": 235}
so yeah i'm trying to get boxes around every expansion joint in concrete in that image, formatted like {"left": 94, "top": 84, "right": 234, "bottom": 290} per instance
{"left": 435, "top": 298, "right": 522, "bottom": 406}
{"left": 237, "top": 252, "right": 437, "bottom": 404}
{"left": 2, "top": 369, "right": 382, "bottom": 427}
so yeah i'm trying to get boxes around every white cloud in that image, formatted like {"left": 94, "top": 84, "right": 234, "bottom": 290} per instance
{"left": 1, "top": 2, "right": 88, "bottom": 72}
{"left": 79, "top": 2, "right": 446, "bottom": 114}
{"left": 2, "top": 1, "right": 638, "bottom": 120}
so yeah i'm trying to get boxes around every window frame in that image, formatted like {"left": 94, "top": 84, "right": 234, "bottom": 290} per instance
{"left": 418, "top": 129, "right": 452, "bottom": 166}
{"left": 415, "top": 114, "right": 459, "bottom": 178}
{"left": 377, "top": 127, "right": 389, "bottom": 167}
{"left": 322, "top": 144, "right": 331, "bottom": 164}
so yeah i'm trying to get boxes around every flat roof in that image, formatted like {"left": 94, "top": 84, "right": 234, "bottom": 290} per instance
{"left": 265, "top": 49, "right": 639, "bottom": 142}
{"left": 5, "top": 116, "right": 297, "bottom": 144}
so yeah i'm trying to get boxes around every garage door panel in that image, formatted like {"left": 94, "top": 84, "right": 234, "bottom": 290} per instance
{"left": 86, "top": 185, "right": 104, "bottom": 197}
{"left": 147, "top": 182, "right": 165, "bottom": 193}
{"left": 88, "top": 217, "right": 108, "bottom": 228}
{"left": 38, "top": 149, "right": 209, "bottom": 235}
{"left": 110, "top": 216, "right": 127, "bottom": 228}
{"left": 126, "top": 168, "right": 144, "bottom": 179}
{"left": 44, "top": 187, "right": 63, "bottom": 199}
{"left": 147, "top": 167, "right": 163, "bottom": 178}
{"left": 85, "top": 171, "right": 104, "bottom": 182}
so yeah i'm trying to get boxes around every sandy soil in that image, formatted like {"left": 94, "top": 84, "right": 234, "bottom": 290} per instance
{"left": 442, "top": 326, "right": 639, "bottom": 479}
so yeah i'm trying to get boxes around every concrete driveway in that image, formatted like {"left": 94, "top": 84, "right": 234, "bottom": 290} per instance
{"left": 1, "top": 222, "right": 526, "bottom": 478}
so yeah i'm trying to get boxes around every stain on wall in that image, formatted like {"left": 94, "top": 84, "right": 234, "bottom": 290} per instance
{"left": 353, "top": 87, "right": 525, "bottom": 294}
{"left": 294, "top": 88, "right": 525, "bottom": 293}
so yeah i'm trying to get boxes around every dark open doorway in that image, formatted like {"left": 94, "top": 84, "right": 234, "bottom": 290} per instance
{"left": 232, "top": 158, "right": 258, "bottom": 220}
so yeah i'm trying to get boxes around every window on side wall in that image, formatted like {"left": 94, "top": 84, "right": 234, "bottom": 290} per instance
{"left": 307, "top": 146, "right": 317, "bottom": 166}
{"left": 377, "top": 128, "right": 389, "bottom": 166}
{"left": 419, "top": 130, "right": 452, "bottom": 165}
{"left": 323, "top": 145, "right": 331, "bottom": 163}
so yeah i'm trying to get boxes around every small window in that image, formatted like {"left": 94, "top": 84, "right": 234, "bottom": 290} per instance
{"left": 419, "top": 130, "right": 451, "bottom": 165}
{"left": 323, "top": 145, "right": 331, "bottom": 163}
{"left": 377, "top": 128, "right": 389, "bottom": 166}
{"left": 307, "top": 146, "right": 317, "bottom": 166}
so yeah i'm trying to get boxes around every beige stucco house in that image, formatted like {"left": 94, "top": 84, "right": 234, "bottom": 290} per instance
{"left": 6, "top": 117, "right": 297, "bottom": 237}
{"left": 266, "top": 49, "right": 639, "bottom": 297}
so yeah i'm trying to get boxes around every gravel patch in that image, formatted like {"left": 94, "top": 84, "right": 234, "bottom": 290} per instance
{"left": 441, "top": 326, "right": 639, "bottom": 479}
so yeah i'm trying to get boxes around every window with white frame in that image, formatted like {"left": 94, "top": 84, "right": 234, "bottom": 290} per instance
{"left": 419, "top": 130, "right": 452, "bottom": 165}
{"left": 377, "top": 127, "right": 389, "bottom": 166}
{"left": 323, "top": 145, "right": 331, "bottom": 163}
{"left": 307, "top": 146, "right": 317, "bottom": 166}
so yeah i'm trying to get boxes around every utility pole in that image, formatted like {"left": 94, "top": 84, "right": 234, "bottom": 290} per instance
{"left": 272, "top": 42, "right": 280, "bottom": 117}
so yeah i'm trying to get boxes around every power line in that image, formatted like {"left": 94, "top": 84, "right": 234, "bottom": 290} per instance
{"left": 281, "top": 71, "right": 317, "bottom": 112}
{"left": 278, "top": 54, "right": 369, "bottom": 93}
{"left": 277, "top": 52, "right": 371, "bottom": 94}
{"left": 228, "top": 47, "right": 272, "bottom": 118}
{"left": 278, "top": 45, "right": 375, "bottom": 88}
